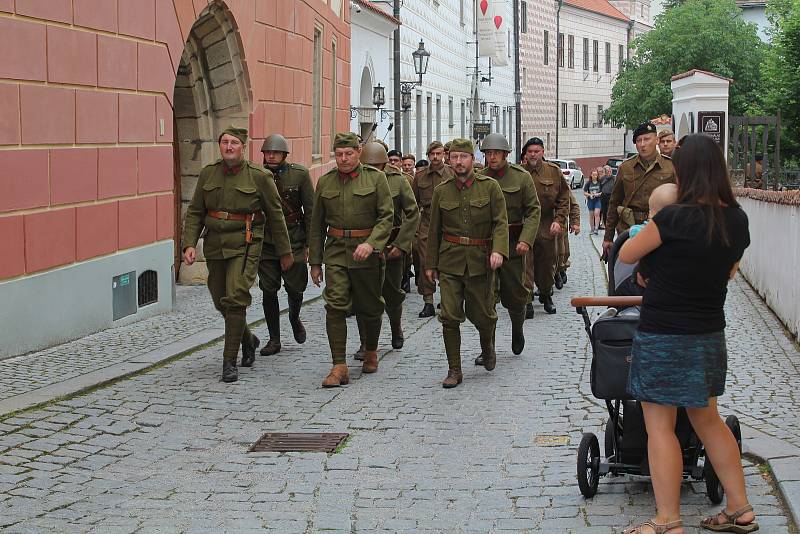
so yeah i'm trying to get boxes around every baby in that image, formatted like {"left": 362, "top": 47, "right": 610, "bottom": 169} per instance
{"left": 629, "top": 183, "right": 678, "bottom": 237}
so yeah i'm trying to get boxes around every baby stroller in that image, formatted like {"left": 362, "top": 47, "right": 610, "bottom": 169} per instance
{"left": 570, "top": 231, "right": 742, "bottom": 502}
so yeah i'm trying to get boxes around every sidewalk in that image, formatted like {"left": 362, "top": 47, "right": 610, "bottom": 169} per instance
{"left": 0, "top": 283, "right": 322, "bottom": 417}
{"left": 587, "top": 229, "right": 800, "bottom": 524}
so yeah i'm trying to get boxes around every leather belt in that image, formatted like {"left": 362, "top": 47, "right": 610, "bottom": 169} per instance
{"left": 327, "top": 227, "right": 373, "bottom": 238}
{"left": 285, "top": 211, "right": 304, "bottom": 224}
{"left": 207, "top": 210, "right": 265, "bottom": 222}
{"left": 443, "top": 233, "right": 491, "bottom": 247}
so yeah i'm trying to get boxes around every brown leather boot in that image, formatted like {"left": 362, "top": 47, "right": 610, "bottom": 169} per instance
{"left": 480, "top": 332, "right": 496, "bottom": 371}
{"left": 353, "top": 344, "right": 366, "bottom": 361}
{"left": 321, "top": 364, "right": 349, "bottom": 388}
{"left": 442, "top": 369, "right": 463, "bottom": 388}
{"left": 361, "top": 350, "right": 378, "bottom": 373}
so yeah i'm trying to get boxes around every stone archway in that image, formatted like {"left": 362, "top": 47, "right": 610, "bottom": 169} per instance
{"left": 358, "top": 65, "right": 374, "bottom": 142}
{"left": 173, "top": 1, "right": 252, "bottom": 284}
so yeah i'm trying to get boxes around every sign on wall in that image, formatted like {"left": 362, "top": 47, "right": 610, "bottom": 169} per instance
{"left": 477, "top": 0, "right": 508, "bottom": 65}
{"left": 697, "top": 111, "right": 726, "bottom": 149}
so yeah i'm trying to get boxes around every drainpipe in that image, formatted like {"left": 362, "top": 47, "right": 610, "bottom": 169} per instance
{"left": 393, "top": 0, "right": 402, "bottom": 151}
{"left": 555, "top": 0, "right": 562, "bottom": 157}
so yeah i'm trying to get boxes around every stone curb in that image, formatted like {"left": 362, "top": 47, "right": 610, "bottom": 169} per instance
{"left": 0, "top": 292, "right": 323, "bottom": 419}
{"left": 587, "top": 231, "right": 800, "bottom": 528}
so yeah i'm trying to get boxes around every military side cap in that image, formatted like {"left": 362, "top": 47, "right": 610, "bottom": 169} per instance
{"left": 449, "top": 138, "right": 474, "bottom": 154}
{"left": 633, "top": 121, "right": 657, "bottom": 142}
{"left": 657, "top": 128, "right": 675, "bottom": 139}
{"left": 426, "top": 141, "right": 444, "bottom": 154}
{"left": 333, "top": 132, "right": 360, "bottom": 149}
{"left": 219, "top": 126, "right": 248, "bottom": 144}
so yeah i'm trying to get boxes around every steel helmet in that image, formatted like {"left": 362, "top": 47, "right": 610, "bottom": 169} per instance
{"left": 261, "top": 133, "right": 290, "bottom": 153}
{"left": 360, "top": 142, "right": 389, "bottom": 165}
{"left": 480, "top": 133, "right": 511, "bottom": 152}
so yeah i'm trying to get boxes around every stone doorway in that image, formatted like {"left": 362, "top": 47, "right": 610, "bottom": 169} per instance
{"left": 173, "top": 1, "right": 252, "bottom": 284}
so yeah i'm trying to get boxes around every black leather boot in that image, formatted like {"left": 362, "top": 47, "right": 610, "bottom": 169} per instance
{"left": 479, "top": 331, "right": 496, "bottom": 371}
{"left": 389, "top": 312, "right": 404, "bottom": 349}
{"left": 511, "top": 318, "right": 525, "bottom": 355}
{"left": 419, "top": 302, "right": 435, "bottom": 318}
{"left": 222, "top": 308, "right": 246, "bottom": 383}
{"left": 525, "top": 302, "right": 535, "bottom": 319}
{"left": 260, "top": 295, "right": 281, "bottom": 356}
{"left": 288, "top": 293, "right": 306, "bottom": 344}
{"left": 240, "top": 325, "right": 259, "bottom": 367}
{"left": 554, "top": 271, "right": 564, "bottom": 290}
{"left": 543, "top": 294, "right": 557, "bottom": 314}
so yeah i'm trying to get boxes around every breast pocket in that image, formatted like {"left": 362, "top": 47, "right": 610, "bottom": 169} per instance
{"left": 320, "top": 189, "right": 341, "bottom": 218}
{"left": 501, "top": 185, "right": 521, "bottom": 214}
{"left": 538, "top": 179, "right": 556, "bottom": 204}
{"left": 416, "top": 179, "right": 433, "bottom": 206}
{"left": 469, "top": 197, "right": 491, "bottom": 225}
{"left": 233, "top": 185, "right": 258, "bottom": 212}
{"left": 439, "top": 200, "right": 460, "bottom": 227}
{"left": 352, "top": 186, "right": 376, "bottom": 215}
{"left": 201, "top": 182, "right": 223, "bottom": 208}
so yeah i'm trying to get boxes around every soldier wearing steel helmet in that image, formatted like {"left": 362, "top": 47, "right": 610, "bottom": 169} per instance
{"left": 477, "top": 133, "right": 540, "bottom": 359}
{"left": 257, "top": 133, "right": 315, "bottom": 357}
{"left": 353, "top": 142, "right": 419, "bottom": 355}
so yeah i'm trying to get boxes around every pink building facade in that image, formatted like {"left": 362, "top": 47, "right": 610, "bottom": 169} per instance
{"left": 0, "top": 0, "right": 351, "bottom": 357}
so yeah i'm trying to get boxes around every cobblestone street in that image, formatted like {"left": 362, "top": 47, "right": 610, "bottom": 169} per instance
{"left": 0, "top": 212, "right": 797, "bottom": 533}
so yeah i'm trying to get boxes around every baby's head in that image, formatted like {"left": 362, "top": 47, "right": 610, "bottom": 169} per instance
{"left": 649, "top": 183, "right": 678, "bottom": 217}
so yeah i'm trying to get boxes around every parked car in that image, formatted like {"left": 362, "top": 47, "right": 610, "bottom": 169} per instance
{"left": 550, "top": 159, "right": 584, "bottom": 189}
{"left": 605, "top": 158, "right": 624, "bottom": 177}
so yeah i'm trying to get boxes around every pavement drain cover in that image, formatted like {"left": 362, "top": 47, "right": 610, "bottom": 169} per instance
{"left": 534, "top": 435, "right": 571, "bottom": 447}
{"left": 248, "top": 432, "right": 349, "bottom": 453}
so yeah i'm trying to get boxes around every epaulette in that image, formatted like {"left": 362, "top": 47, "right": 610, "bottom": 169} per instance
{"left": 474, "top": 173, "right": 491, "bottom": 180}
{"left": 246, "top": 160, "right": 271, "bottom": 176}
{"left": 660, "top": 154, "right": 672, "bottom": 160}
{"left": 288, "top": 162, "right": 309, "bottom": 172}
{"left": 435, "top": 176, "right": 455, "bottom": 188}
{"left": 509, "top": 163, "right": 528, "bottom": 173}
{"left": 544, "top": 161, "right": 562, "bottom": 170}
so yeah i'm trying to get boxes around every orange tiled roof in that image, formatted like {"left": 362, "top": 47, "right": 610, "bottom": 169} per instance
{"left": 564, "top": 0, "right": 628, "bottom": 22}
{"left": 354, "top": 0, "right": 402, "bottom": 26}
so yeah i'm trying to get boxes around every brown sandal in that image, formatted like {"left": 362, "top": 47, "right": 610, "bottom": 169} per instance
{"left": 623, "top": 519, "right": 683, "bottom": 534}
{"left": 701, "top": 504, "right": 759, "bottom": 532}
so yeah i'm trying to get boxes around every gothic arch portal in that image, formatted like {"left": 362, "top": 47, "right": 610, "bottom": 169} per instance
{"left": 174, "top": 1, "right": 252, "bottom": 283}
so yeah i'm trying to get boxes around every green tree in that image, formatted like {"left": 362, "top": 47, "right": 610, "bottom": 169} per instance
{"left": 761, "top": 0, "right": 800, "bottom": 162}
{"left": 605, "top": 0, "right": 764, "bottom": 129}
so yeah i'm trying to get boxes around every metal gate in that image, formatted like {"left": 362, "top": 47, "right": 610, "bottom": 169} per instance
{"left": 728, "top": 113, "right": 781, "bottom": 189}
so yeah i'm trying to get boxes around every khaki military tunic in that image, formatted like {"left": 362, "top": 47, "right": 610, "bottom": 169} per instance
{"left": 382, "top": 165, "right": 420, "bottom": 316}
{"left": 183, "top": 159, "right": 291, "bottom": 312}
{"left": 258, "top": 161, "right": 314, "bottom": 298}
{"left": 479, "top": 163, "right": 540, "bottom": 322}
{"left": 427, "top": 172, "right": 508, "bottom": 338}
{"left": 556, "top": 190, "right": 581, "bottom": 271}
{"left": 524, "top": 161, "right": 570, "bottom": 297}
{"left": 308, "top": 164, "right": 394, "bottom": 363}
{"left": 604, "top": 154, "right": 676, "bottom": 242}
{"left": 412, "top": 163, "right": 455, "bottom": 297}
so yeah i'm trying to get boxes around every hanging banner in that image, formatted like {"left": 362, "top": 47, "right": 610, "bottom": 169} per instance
{"left": 493, "top": 29, "right": 509, "bottom": 66}
{"left": 477, "top": 0, "right": 497, "bottom": 57}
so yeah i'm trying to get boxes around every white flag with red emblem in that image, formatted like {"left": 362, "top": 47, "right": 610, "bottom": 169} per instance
{"left": 477, "top": 0, "right": 508, "bottom": 66}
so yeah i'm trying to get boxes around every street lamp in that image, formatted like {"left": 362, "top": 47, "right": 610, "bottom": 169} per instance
{"left": 400, "top": 88, "right": 412, "bottom": 110}
{"left": 412, "top": 40, "right": 430, "bottom": 83}
{"left": 480, "top": 101, "right": 487, "bottom": 116}
{"left": 372, "top": 84, "right": 386, "bottom": 108}
{"left": 491, "top": 105, "right": 500, "bottom": 118}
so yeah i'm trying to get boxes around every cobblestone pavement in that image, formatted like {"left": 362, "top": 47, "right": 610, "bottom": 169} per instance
{"left": 0, "top": 280, "right": 321, "bottom": 403}
{"left": 0, "top": 212, "right": 796, "bottom": 533}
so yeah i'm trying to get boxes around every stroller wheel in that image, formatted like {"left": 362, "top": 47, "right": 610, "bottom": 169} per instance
{"left": 577, "top": 433, "right": 600, "bottom": 497}
{"left": 725, "top": 415, "right": 742, "bottom": 453}
{"left": 704, "top": 457, "right": 724, "bottom": 504}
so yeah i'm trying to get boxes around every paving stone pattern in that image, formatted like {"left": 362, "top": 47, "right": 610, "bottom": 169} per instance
{"left": 0, "top": 282, "right": 321, "bottom": 403}
{"left": 0, "top": 212, "right": 795, "bottom": 533}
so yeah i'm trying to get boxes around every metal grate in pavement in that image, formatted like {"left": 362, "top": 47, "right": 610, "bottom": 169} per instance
{"left": 248, "top": 432, "right": 349, "bottom": 453}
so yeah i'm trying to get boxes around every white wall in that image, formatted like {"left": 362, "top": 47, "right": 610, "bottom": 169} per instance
{"left": 738, "top": 197, "right": 800, "bottom": 339}
{"left": 557, "top": 5, "right": 628, "bottom": 160}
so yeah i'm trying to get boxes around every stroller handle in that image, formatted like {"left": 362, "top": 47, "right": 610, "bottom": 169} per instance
{"left": 571, "top": 296, "right": 643, "bottom": 308}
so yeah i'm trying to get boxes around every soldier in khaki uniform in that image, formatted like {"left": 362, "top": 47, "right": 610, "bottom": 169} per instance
{"left": 258, "top": 134, "right": 314, "bottom": 356}
{"left": 521, "top": 137, "right": 570, "bottom": 314}
{"left": 309, "top": 133, "right": 394, "bottom": 387}
{"left": 425, "top": 138, "right": 509, "bottom": 388}
{"left": 354, "top": 143, "right": 420, "bottom": 354}
{"left": 413, "top": 141, "right": 456, "bottom": 317}
{"left": 658, "top": 128, "right": 677, "bottom": 158}
{"left": 183, "top": 127, "right": 293, "bottom": 382}
{"left": 602, "top": 121, "right": 677, "bottom": 257}
{"left": 477, "top": 134, "right": 540, "bottom": 358}
{"left": 401, "top": 154, "right": 416, "bottom": 175}
{"left": 554, "top": 190, "right": 581, "bottom": 289}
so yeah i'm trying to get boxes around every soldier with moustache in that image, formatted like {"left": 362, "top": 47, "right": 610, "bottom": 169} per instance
{"left": 476, "top": 134, "right": 540, "bottom": 359}
{"left": 182, "top": 127, "right": 292, "bottom": 382}
{"left": 412, "top": 141, "right": 455, "bottom": 317}
{"left": 521, "top": 137, "right": 570, "bottom": 315}
{"left": 426, "top": 138, "right": 508, "bottom": 388}
{"left": 309, "top": 133, "right": 394, "bottom": 387}
{"left": 257, "top": 134, "right": 315, "bottom": 357}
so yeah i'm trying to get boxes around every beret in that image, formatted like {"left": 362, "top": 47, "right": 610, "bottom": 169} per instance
{"left": 633, "top": 121, "right": 657, "bottom": 142}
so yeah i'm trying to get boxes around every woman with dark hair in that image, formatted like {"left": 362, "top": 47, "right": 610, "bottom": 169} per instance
{"left": 618, "top": 134, "right": 756, "bottom": 534}
{"left": 583, "top": 168, "right": 603, "bottom": 234}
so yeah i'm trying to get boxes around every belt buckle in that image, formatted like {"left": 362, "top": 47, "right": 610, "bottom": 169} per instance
{"left": 459, "top": 236, "right": 470, "bottom": 245}
{"left": 220, "top": 211, "right": 230, "bottom": 220}
{"left": 342, "top": 229, "right": 351, "bottom": 238}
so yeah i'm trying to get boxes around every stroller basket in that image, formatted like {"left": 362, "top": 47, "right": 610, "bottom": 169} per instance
{"left": 590, "top": 314, "right": 638, "bottom": 400}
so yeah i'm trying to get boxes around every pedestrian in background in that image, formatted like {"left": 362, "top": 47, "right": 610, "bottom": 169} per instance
{"left": 182, "top": 127, "right": 293, "bottom": 383}
{"left": 600, "top": 165, "right": 615, "bottom": 230}
{"left": 618, "top": 134, "right": 756, "bottom": 534}
{"left": 584, "top": 168, "right": 603, "bottom": 235}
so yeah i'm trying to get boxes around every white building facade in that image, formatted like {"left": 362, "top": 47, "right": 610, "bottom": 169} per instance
{"left": 556, "top": 0, "right": 631, "bottom": 172}
{"left": 349, "top": 0, "right": 517, "bottom": 160}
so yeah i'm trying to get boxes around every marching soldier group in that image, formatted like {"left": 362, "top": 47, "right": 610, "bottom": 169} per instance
{"left": 183, "top": 126, "right": 605, "bottom": 389}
